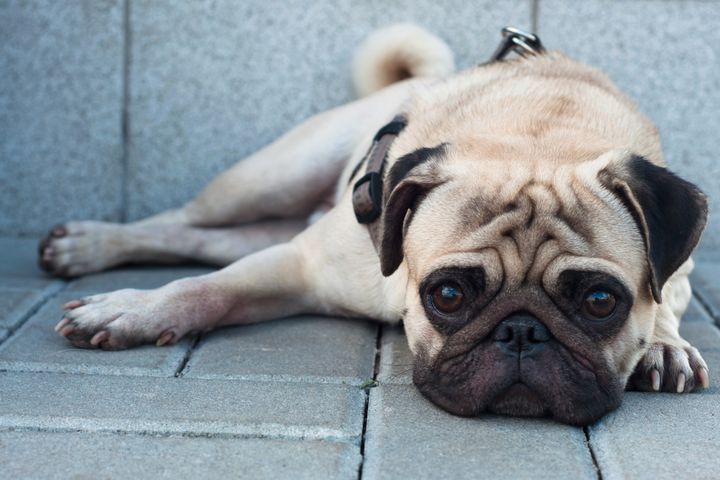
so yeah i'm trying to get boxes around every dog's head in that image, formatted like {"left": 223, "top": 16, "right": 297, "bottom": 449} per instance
{"left": 376, "top": 102, "right": 707, "bottom": 425}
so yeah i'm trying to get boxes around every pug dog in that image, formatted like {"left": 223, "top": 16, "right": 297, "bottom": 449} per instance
{"left": 40, "top": 25, "right": 709, "bottom": 425}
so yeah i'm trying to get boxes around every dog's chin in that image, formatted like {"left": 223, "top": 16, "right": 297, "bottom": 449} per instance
{"left": 487, "top": 383, "right": 547, "bottom": 417}
{"left": 413, "top": 341, "right": 625, "bottom": 426}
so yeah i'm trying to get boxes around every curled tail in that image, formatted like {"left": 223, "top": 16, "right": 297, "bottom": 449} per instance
{"left": 352, "top": 24, "right": 455, "bottom": 97}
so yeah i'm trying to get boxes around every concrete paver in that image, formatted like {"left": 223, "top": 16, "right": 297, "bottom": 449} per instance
{"left": 691, "top": 261, "right": 720, "bottom": 322}
{"left": 589, "top": 392, "right": 720, "bottom": 480}
{"left": 0, "top": 430, "right": 361, "bottom": 480}
{"left": 0, "top": 288, "right": 48, "bottom": 329}
{"left": 0, "top": 237, "right": 60, "bottom": 289}
{"left": 185, "top": 316, "right": 377, "bottom": 384}
{"left": 0, "top": 371, "right": 366, "bottom": 442}
{"left": 377, "top": 325, "right": 414, "bottom": 386}
{"left": 0, "top": 293, "right": 192, "bottom": 377}
{"left": 363, "top": 384, "right": 597, "bottom": 480}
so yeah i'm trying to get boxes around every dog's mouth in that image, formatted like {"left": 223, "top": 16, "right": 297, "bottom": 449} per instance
{"left": 487, "top": 382, "right": 547, "bottom": 417}
{"left": 412, "top": 335, "right": 624, "bottom": 426}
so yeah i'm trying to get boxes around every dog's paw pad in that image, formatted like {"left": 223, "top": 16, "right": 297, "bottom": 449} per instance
{"left": 631, "top": 342, "right": 709, "bottom": 393}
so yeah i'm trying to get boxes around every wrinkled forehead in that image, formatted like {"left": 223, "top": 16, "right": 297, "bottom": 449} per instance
{"left": 402, "top": 157, "right": 647, "bottom": 288}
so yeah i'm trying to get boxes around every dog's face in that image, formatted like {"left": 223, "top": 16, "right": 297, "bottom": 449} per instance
{"left": 377, "top": 142, "right": 707, "bottom": 425}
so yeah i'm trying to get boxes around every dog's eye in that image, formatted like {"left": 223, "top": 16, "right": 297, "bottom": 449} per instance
{"left": 431, "top": 283, "right": 465, "bottom": 314}
{"left": 582, "top": 290, "right": 616, "bottom": 319}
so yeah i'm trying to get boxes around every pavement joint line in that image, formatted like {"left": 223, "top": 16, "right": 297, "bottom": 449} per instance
{"left": 0, "top": 425, "right": 357, "bottom": 447}
{"left": 119, "top": 0, "right": 131, "bottom": 222}
{"left": 178, "top": 373, "right": 369, "bottom": 386}
{"left": 357, "top": 324, "right": 383, "bottom": 480}
{"left": 174, "top": 333, "right": 202, "bottom": 377}
{"left": 0, "top": 416, "right": 359, "bottom": 444}
{"left": 0, "top": 364, "right": 376, "bottom": 386}
{"left": 0, "top": 363, "right": 177, "bottom": 378}
{"left": 583, "top": 426, "right": 604, "bottom": 480}
{"left": 692, "top": 290, "right": 720, "bottom": 328}
{"left": 0, "top": 279, "right": 66, "bottom": 347}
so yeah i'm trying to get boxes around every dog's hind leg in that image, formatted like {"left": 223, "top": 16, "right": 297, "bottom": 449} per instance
{"left": 38, "top": 218, "right": 307, "bottom": 277}
{"left": 39, "top": 79, "right": 424, "bottom": 277}
{"left": 181, "top": 80, "right": 423, "bottom": 226}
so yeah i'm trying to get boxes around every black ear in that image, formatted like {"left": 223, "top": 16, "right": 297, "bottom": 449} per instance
{"left": 379, "top": 176, "right": 441, "bottom": 276}
{"left": 599, "top": 155, "right": 708, "bottom": 303}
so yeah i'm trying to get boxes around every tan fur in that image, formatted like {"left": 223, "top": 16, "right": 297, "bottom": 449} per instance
{"left": 42, "top": 26, "right": 708, "bottom": 424}
{"left": 352, "top": 23, "right": 455, "bottom": 97}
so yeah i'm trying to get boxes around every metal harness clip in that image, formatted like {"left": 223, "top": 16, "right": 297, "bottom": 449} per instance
{"left": 490, "top": 27, "right": 545, "bottom": 62}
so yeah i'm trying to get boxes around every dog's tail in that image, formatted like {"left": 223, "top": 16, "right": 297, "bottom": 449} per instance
{"left": 352, "top": 24, "right": 455, "bottom": 97}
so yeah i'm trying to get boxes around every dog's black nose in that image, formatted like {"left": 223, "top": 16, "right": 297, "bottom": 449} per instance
{"left": 492, "top": 313, "right": 550, "bottom": 357}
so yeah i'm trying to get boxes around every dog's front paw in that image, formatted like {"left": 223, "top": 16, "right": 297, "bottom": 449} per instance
{"left": 54, "top": 282, "right": 206, "bottom": 350}
{"left": 630, "top": 341, "right": 709, "bottom": 393}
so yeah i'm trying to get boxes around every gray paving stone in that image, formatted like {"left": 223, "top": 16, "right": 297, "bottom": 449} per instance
{"left": 184, "top": 316, "right": 377, "bottom": 383}
{"left": 0, "top": 288, "right": 47, "bottom": 329}
{"left": 126, "top": 0, "right": 531, "bottom": 219}
{"left": 0, "top": 237, "right": 58, "bottom": 288}
{"left": 0, "top": 371, "right": 365, "bottom": 441}
{"left": 0, "top": 430, "right": 360, "bottom": 480}
{"left": 683, "top": 297, "right": 713, "bottom": 323}
{"left": 0, "top": 1, "right": 124, "bottom": 235}
{"left": 589, "top": 392, "right": 720, "bottom": 480}
{"left": 690, "top": 261, "right": 720, "bottom": 321}
{"left": 66, "top": 265, "right": 215, "bottom": 293}
{"left": 679, "top": 322, "right": 720, "bottom": 353}
{"left": 363, "top": 384, "right": 597, "bottom": 480}
{"left": 377, "top": 325, "right": 414, "bottom": 385}
{"left": 539, "top": 0, "right": 720, "bottom": 252}
{"left": 0, "top": 293, "right": 191, "bottom": 377}
{"left": 0, "top": 329, "right": 7, "bottom": 343}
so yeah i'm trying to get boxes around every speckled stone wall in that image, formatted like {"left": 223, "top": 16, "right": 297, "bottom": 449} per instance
{"left": 0, "top": 0, "right": 124, "bottom": 234}
{"left": 2, "top": 0, "right": 719, "bottom": 253}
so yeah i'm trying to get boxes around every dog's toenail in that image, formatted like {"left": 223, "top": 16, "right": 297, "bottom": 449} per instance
{"left": 650, "top": 369, "right": 661, "bottom": 391}
{"left": 698, "top": 368, "right": 710, "bottom": 389}
{"left": 90, "top": 331, "right": 110, "bottom": 346}
{"left": 156, "top": 331, "right": 175, "bottom": 346}
{"left": 59, "top": 325, "right": 75, "bottom": 336}
{"left": 55, "top": 318, "right": 70, "bottom": 332}
{"left": 63, "top": 300, "right": 83, "bottom": 310}
{"left": 677, "top": 373, "right": 686, "bottom": 393}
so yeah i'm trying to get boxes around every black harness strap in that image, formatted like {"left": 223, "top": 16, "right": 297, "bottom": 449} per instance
{"left": 352, "top": 115, "right": 407, "bottom": 225}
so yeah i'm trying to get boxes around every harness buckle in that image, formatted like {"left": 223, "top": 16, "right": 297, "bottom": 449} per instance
{"left": 490, "top": 27, "right": 545, "bottom": 62}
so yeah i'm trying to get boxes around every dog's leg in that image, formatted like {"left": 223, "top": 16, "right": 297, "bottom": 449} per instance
{"left": 181, "top": 80, "right": 423, "bottom": 226}
{"left": 39, "top": 80, "right": 424, "bottom": 276}
{"left": 630, "top": 258, "right": 710, "bottom": 393}
{"left": 38, "top": 219, "right": 308, "bottom": 277}
{"left": 56, "top": 241, "right": 311, "bottom": 349}
{"left": 55, "top": 203, "right": 403, "bottom": 350}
